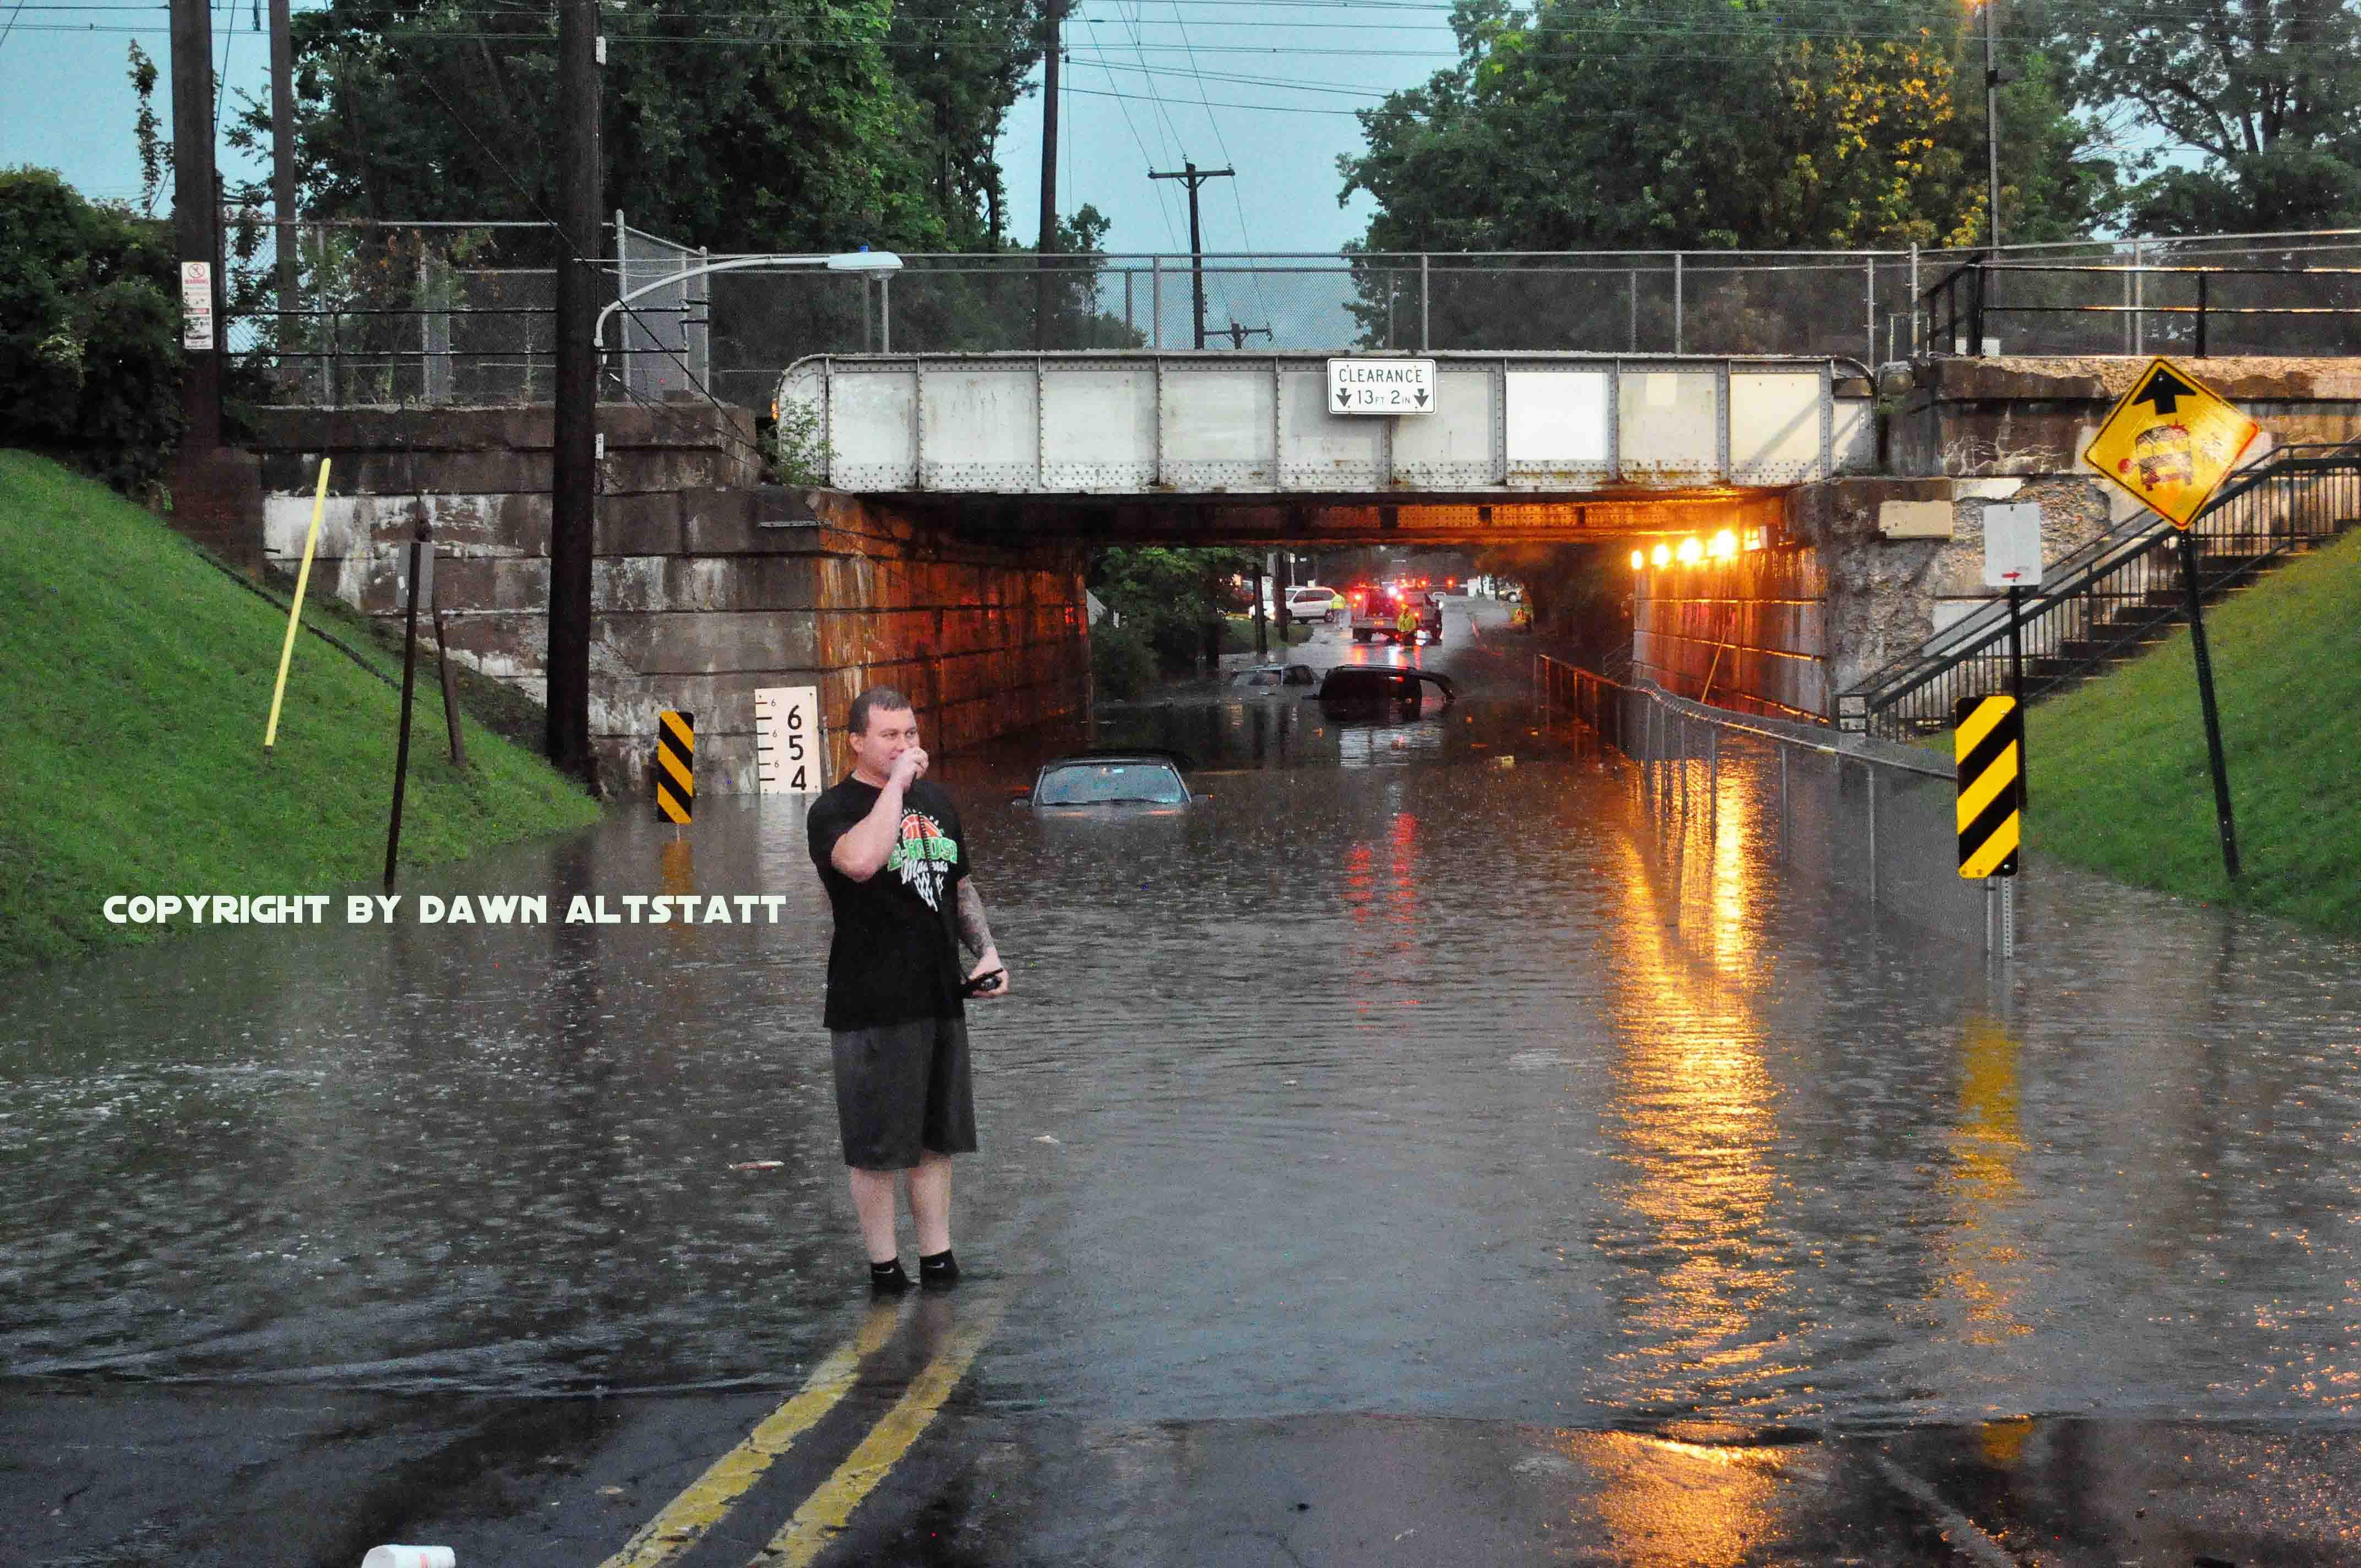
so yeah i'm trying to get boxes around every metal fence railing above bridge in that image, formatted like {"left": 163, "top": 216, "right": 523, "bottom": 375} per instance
{"left": 218, "top": 223, "right": 2361, "bottom": 412}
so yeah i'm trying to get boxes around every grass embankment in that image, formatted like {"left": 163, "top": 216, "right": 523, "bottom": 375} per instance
{"left": 2027, "top": 526, "right": 2361, "bottom": 937}
{"left": 0, "top": 451, "right": 603, "bottom": 969}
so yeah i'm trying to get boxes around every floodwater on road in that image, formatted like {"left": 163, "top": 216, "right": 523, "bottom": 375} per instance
{"left": 6, "top": 600, "right": 2360, "bottom": 1444}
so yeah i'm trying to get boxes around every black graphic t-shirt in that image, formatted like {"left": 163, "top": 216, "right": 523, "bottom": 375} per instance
{"left": 806, "top": 775, "right": 971, "bottom": 1031}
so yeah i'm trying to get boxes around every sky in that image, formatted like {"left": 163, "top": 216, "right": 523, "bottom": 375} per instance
{"left": 0, "top": 0, "right": 1450, "bottom": 254}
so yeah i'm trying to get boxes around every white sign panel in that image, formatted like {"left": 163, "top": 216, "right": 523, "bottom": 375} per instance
{"left": 1983, "top": 503, "right": 2045, "bottom": 589}
{"left": 1326, "top": 357, "right": 1437, "bottom": 416}
{"left": 755, "top": 685, "right": 824, "bottom": 795}
{"left": 180, "top": 262, "right": 214, "bottom": 351}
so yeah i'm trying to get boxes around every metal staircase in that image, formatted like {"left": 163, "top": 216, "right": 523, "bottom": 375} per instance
{"left": 1836, "top": 439, "right": 2361, "bottom": 741}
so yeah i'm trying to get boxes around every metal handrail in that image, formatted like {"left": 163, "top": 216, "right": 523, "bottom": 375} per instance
{"left": 1838, "top": 438, "right": 2361, "bottom": 738}
{"left": 1922, "top": 258, "right": 2361, "bottom": 357}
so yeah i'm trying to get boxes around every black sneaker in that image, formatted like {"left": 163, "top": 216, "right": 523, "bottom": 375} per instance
{"left": 869, "top": 1258, "right": 912, "bottom": 1294}
{"left": 918, "top": 1249, "right": 960, "bottom": 1289}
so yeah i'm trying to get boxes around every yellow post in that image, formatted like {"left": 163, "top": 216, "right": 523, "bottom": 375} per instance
{"left": 264, "top": 459, "right": 332, "bottom": 751}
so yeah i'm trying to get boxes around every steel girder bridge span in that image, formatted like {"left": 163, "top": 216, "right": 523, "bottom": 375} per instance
{"left": 773, "top": 351, "right": 1876, "bottom": 543}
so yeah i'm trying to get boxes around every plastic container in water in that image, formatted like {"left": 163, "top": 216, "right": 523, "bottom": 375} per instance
{"left": 361, "top": 1550, "right": 455, "bottom": 1568}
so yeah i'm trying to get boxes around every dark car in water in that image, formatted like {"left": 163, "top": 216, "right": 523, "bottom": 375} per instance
{"left": 1313, "top": 666, "right": 1456, "bottom": 718}
{"left": 1230, "top": 662, "right": 1322, "bottom": 694}
{"left": 1014, "top": 749, "right": 1202, "bottom": 809}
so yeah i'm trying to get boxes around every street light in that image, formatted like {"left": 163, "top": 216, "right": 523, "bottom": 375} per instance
{"left": 593, "top": 249, "right": 905, "bottom": 361}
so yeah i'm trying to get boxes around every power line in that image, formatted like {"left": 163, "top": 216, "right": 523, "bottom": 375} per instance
{"left": 1085, "top": 9, "right": 1184, "bottom": 249}
{"left": 1161, "top": 0, "right": 1269, "bottom": 329}
{"left": 0, "top": 0, "right": 35, "bottom": 57}
{"left": 1120, "top": 0, "right": 1199, "bottom": 244}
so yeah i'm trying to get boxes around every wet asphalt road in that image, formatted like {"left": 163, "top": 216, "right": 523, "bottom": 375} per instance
{"left": 8, "top": 597, "right": 2361, "bottom": 1566}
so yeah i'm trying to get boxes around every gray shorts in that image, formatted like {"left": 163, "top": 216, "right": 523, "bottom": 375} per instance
{"left": 830, "top": 1016, "right": 978, "bottom": 1169}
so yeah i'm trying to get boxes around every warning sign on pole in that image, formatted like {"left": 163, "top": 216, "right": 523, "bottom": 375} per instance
{"left": 1955, "top": 695, "right": 2024, "bottom": 879}
{"left": 181, "top": 262, "right": 215, "bottom": 351}
{"left": 654, "top": 710, "right": 695, "bottom": 823}
{"left": 2081, "top": 357, "right": 2261, "bottom": 529}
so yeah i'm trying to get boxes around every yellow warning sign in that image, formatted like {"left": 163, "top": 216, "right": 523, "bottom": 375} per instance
{"left": 1955, "top": 695, "right": 2022, "bottom": 880}
{"left": 2081, "top": 357, "right": 2261, "bottom": 529}
{"left": 655, "top": 710, "right": 695, "bottom": 824}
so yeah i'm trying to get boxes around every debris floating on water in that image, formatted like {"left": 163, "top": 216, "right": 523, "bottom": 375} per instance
{"left": 730, "top": 1159, "right": 785, "bottom": 1172}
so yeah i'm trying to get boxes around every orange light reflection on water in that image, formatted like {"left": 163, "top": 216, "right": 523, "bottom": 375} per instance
{"left": 1597, "top": 813, "right": 1792, "bottom": 1417}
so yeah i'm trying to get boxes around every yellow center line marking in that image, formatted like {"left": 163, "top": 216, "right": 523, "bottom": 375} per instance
{"left": 596, "top": 1298, "right": 910, "bottom": 1568}
{"left": 754, "top": 1294, "right": 1008, "bottom": 1567}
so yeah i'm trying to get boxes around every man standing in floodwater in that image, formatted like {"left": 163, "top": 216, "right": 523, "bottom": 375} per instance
{"left": 804, "top": 687, "right": 1009, "bottom": 1292}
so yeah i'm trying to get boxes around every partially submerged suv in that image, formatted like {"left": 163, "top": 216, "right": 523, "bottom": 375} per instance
{"left": 1313, "top": 666, "right": 1456, "bottom": 717}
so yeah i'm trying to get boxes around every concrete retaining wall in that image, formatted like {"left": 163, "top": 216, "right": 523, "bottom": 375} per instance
{"left": 1889, "top": 355, "right": 2361, "bottom": 476}
{"left": 248, "top": 405, "right": 1089, "bottom": 796}
{"left": 1634, "top": 473, "right": 2129, "bottom": 720}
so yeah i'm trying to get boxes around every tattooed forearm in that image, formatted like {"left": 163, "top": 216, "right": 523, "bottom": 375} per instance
{"left": 955, "top": 880, "right": 998, "bottom": 959}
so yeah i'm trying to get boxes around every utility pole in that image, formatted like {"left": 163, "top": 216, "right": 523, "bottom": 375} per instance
{"left": 1148, "top": 161, "right": 1234, "bottom": 349}
{"left": 169, "top": 0, "right": 221, "bottom": 449}
{"left": 548, "top": 0, "right": 601, "bottom": 785}
{"left": 1216, "top": 319, "right": 1271, "bottom": 350}
{"left": 268, "top": 0, "right": 297, "bottom": 384}
{"left": 1033, "top": 0, "right": 1064, "bottom": 350}
{"left": 1982, "top": 0, "right": 2004, "bottom": 250}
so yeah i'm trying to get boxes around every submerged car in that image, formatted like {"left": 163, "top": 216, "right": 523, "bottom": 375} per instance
{"left": 1015, "top": 749, "right": 1201, "bottom": 808}
{"left": 1230, "top": 662, "right": 1321, "bottom": 693}
{"left": 1313, "top": 666, "right": 1456, "bottom": 717}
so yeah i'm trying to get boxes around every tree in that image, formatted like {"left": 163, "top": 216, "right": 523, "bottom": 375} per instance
{"left": 2068, "top": 0, "right": 2361, "bottom": 232}
{"left": 1089, "top": 546, "right": 1260, "bottom": 673}
{"left": 231, "top": 0, "right": 1043, "bottom": 255}
{"left": 1338, "top": 0, "right": 2116, "bottom": 277}
{"left": 1342, "top": 0, "right": 2000, "bottom": 255}
{"left": 0, "top": 167, "right": 184, "bottom": 496}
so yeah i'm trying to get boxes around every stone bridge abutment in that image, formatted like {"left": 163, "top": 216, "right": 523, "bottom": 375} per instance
{"left": 247, "top": 405, "right": 1087, "bottom": 796}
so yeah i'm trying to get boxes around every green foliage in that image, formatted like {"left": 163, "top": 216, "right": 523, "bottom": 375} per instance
{"left": 1089, "top": 546, "right": 1259, "bottom": 673}
{"left": 1342, "top": 0, "right": 2008, "bottom": 253}
{"left": 127, "top": 42, "right": 171, "bottom": 221}
{"left": 0, "top": 167, "right": 184, "bottom": 496}
{"left": 769, "top": 392, "right": 834, "bottom": 487}
{"left": 1090, "top": 619, "right": 1158, "bottom": 701}
{"left": 2068, "top": 0, "right": 2361, "bottom": 233}
{"left": 235, "top": 0, "right": 1041, "bottom": 255}
{"left": 1338, "top": 0, "right": 2117, "bottom": 344}
{"left": 0, "top": 451, "right": 603, "bottom": 970}
{"left": 2026, "top": 527, "right": 2361, "bottom": 937}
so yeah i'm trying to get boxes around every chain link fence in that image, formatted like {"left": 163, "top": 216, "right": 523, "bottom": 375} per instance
{"left": 616, "top": 219, "right": 711, "bottom": 403}
{"left": 222, "top": 225, "right": 2361, "bottom": 411}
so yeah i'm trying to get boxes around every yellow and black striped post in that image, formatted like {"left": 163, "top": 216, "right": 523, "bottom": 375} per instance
{"left": 655, "top": 710, "right": 695, "bottom": 824}
{"left": 1955, "top": 695, "right": 2023, "bottom": 879}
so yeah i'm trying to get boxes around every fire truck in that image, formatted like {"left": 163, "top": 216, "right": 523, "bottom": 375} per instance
{"left": 1347, "top": 580, "right": 1443, "bottom": 645}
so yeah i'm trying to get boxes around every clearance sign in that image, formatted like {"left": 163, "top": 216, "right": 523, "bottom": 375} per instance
{"left": 2081, "top": 357, "right": 2261, "bottom": 529}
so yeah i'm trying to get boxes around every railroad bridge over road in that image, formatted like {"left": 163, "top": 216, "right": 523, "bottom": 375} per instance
{"left": 245, "top": 355, "right": 2361, "bottom": 794}
{"left": 776, "top": 351, "right": 1875, "bottom": 544}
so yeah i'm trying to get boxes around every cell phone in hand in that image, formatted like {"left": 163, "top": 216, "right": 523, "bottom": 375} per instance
{"left": 961, "top": 968, "right": 1005, "bottom": 997}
